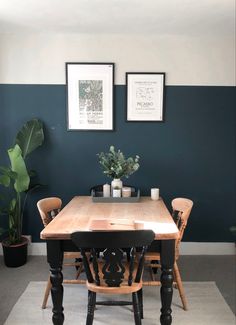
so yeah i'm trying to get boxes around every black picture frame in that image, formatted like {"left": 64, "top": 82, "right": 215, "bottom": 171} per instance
{"left": 126, "top": 72, "right": 165, "bottom": 122}
{"left": 66, "top": 62, "right": 114, "bottom": 131}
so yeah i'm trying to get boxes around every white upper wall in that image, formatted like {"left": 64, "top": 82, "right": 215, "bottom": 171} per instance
{"left": 0, "top": 0, "right": 235, "bottom": 85}
{"left": 0, "top": 33, "right": 235, "bottom": 85}
{"left": 0, "top": 0, "right": 234, "bottom": 36}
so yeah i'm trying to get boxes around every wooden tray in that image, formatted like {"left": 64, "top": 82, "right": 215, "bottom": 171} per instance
{"left": 91, "top": 189, "right": 140, "bottom": 203}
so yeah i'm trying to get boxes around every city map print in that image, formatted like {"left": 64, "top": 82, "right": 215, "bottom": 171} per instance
{"left": 78, "top": 80, "right": 103, "bottom": 125}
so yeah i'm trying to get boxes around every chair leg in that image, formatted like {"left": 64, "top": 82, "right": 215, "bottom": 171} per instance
{"left": 132, "top": 292, "right": 142, "bottom": 325}
{"left": 173, "top": 262, "right": 188, "bottom": 311}
{"left": 151, "top": 260, "right": 158, "bottom": 274}
{"left": 149, "top": 264, "right": 156, "bottom": 281}
{"left": 75, "top": 262, "right": 83, "bottom": 279}
{"left": 126, "top": 248, "right": 131, "bottom": 262}
{"left": 173, "top": 271, "right": 178, "bottom": 289}
{"left": 137, "top": 289, "right": 144, "bottom": 319}
{"left": 42, "top": 276, "right": 52, "bottom": 309}
{"left": 75, "top": 257, "right": 82, "bottom": 270}
{"left": 86, "top": 290, "right": 96, "bottom": 325}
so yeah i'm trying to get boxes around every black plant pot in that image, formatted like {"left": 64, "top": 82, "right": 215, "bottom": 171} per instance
{"left": 2, "top": 236, "right": 28, "bottom": 267}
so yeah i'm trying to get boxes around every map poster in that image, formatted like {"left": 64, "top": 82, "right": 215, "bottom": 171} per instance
{"left": 78, "top": 80, "right": 103, "bottom": 126}
{"left": 66, "top": 63, "right": 114, "bottom": 130}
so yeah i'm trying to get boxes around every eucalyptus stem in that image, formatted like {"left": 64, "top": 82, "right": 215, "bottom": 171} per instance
{"left": 97, "top": 145, "right": 140, "bottom": 179}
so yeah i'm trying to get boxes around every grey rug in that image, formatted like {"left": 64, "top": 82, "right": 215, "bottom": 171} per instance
{"left": 4, "top": 282, "right": 235, "bottom": 325}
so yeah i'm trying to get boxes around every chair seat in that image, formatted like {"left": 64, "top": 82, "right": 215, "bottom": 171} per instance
{"left": 145, "top": 252, "right": 160, "bottom": 261}
{"left": 87, "top": 280, "right": 142, "bottom": 294}
{"left": 64, "top": 252, "right": 82, "bottom": 259}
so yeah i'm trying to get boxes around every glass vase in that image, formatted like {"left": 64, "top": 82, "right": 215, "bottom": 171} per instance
{"left": 111, "top": 178, "right": 123, "bottom": 190}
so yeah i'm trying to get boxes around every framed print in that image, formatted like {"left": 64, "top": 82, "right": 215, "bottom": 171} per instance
{"left": 66, "top": 63, "right": 114, "bottom": 131}
{"left": 126, "top": 72, "right": 165, "bottom": 122}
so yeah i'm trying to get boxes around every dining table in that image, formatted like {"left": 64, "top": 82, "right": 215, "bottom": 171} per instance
{"left": 40, "top": 196, "right": 179, "bottom": 325}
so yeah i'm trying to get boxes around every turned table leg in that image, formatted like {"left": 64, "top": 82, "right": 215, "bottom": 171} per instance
{"left": 47, "top": 240, "right": 64, "bottom": 325}
{"left": 160, "top": 239, "right": 175, "bottom": 325}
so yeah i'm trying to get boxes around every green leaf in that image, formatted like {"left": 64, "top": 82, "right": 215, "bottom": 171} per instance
{"left": 8, "top": 144, "right": 30, "bottom": 193}
{"left": 0, "top": 166, "right": 17, "bottom": 180}
{"left": 0, "top": 166, "right": 9, "bottom": 173}
{"left": 97, "top": 145, "right": 140, "bottom": 179}
{"left": 15, "top": 118, "right": 44, "bottom": 159}
{"left": 0, "top": 174, "right": 10, "bottom": 187}
{"left": 9, "top": 198, "right": 17, "bottom": 213}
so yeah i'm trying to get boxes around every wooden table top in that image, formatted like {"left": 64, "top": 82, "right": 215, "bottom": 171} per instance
{"left": 40, "top": 196, "right": 179, "bottom": 240}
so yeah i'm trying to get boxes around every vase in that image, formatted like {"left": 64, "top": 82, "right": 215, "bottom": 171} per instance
{"left": 111, "top": 178, "right": 123, "bottom": 190}
{"left": 113, "top": 188, "right": 121, "bottom": 198}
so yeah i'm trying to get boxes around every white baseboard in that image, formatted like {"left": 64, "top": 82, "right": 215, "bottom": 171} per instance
{"left": 179, "top": 242, "right": 235, "bottom": 255}
{"left": 0, "top": 242, "right": 235, "bottom": 256}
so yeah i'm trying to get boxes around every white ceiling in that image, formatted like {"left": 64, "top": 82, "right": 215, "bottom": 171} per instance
{"left": 0, "top": 0, "right": 235, "bottom": 36}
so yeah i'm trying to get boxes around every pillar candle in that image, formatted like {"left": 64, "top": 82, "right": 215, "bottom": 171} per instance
{"left": 103, "top": 184, "right": 111, "bottom": 197}
{"left": 151, "top": 188, "right": 159, "bottom": 200}
{"left": 122, "top": 187, "right": 131, "bottom": 197}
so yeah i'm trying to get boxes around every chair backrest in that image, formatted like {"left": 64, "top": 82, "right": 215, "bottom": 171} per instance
{"left": 171, "top": 198, "right": 193, "bottom": 257}
{"left": 37, "top": 197, "right": 62, "bottom": 227}
{"left": 71, "top": 230, "right": 155, "bottom": 287}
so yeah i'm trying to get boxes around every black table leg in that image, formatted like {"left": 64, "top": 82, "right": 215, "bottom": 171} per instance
{"left": 160, "top": 239, "right": 175, "bottom": 325}
{"left": 47, "top": 240, "right": 64, "bottom": 325}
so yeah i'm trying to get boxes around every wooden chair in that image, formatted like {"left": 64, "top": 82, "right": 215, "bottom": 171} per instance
{"left": 37, "top": 197, "right": 85, "bottom": 309}
{"left": 71, "top": 230, "right": 155, "bottom": 325}
{"left": 144, "top": 197, "right": 193, "bottom": 311}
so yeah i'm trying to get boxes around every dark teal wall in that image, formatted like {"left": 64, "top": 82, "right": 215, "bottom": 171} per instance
{"left": 0, "top": 84, "right": 235, "bottom": 242}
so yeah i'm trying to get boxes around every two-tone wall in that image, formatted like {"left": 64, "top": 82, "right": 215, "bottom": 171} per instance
{"left": 0, "top": 33, "right": 235, "bottom": 254}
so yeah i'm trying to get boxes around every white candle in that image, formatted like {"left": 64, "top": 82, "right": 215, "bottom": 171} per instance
{"left": 122, "top": 187, "right": 131, "bottom": 198}
{"left": 151, "top": 188, "right": 159, "bottom": 200}
{"left": 103, "top": 184, "right": 111, "bottom": 197}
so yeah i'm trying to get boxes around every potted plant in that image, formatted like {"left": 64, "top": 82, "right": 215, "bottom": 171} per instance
{"left": 97, "top": 145, "right": 140, "bottom": 190}
{"left": 0, "top": 118, "right": 44, "bottom": 267}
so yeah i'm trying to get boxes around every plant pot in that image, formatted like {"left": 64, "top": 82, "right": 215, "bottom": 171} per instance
{"left": 2, "top": 236, "right": 28, "bottom": 267}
